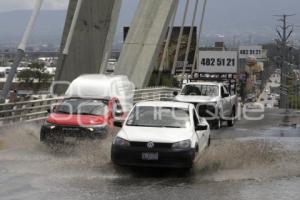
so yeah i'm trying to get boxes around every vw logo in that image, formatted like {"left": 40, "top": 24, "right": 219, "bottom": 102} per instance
{"left": 147, "top": 141, "right": 155, "bottom": 149}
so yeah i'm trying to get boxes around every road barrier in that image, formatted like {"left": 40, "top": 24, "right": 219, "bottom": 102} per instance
{"left": 0, "top": 87, "right": 179, "bottom": 126}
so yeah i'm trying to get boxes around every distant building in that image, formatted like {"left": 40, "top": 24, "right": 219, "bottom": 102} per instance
{"left": 199, "top": 42, "right": 227, "bottom": 51}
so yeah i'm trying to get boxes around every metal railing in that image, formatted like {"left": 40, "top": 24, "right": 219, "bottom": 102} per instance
{"left": 133, "top": 87, "right": 179, "bottom": 103}
{"left": 0, "top": 87, "right": 179, "bottom": 126}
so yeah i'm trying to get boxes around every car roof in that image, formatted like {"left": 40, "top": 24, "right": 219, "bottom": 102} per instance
{"left": 135, "top": 101, "right": 191, "bottom": 109}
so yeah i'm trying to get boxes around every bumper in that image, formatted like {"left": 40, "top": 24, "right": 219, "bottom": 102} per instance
{"left": 40, "top": 125, "right": 108, "bottom": 143}
{"left": 111, "top": 145, "right": 195, "bottom": 168}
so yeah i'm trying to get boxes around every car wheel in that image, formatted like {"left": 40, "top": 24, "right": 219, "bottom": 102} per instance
{"left": 227, "top": 109, "right": 235, "bottom": 127}
{"left": 207, "top": 135, "right": 211, "bottom": 147}
{"left": 214, "top": 118, "right": 222, "bottom": 129}
{"left": 195, "top": 144, "right": 199, "bottom": 152}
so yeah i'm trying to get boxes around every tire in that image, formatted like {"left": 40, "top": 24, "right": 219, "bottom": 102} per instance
{"left": 207, "top": 135, "right": 211, "bottom": 147}
{"left": 214, "top": 118, "right": 222, "bottom": 129}
{"left": 195, "top": 144, "right": 199, "bottom": 152}
{"left": 227, "top": 109, "right": 235, "bottom": 127}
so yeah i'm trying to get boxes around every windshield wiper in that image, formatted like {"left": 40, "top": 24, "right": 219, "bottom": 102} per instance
{"left": 76, "top": 112, "right": 100, "bottom": 116}
{"left": 127, "top": 124, "right": 182, "bottom": 128}
{"left": 126, "top": 124, "right": 149, "bottom": 127}
{"left": 56, "top": 111, "right": 70, "bottom": 114}
{"left": 127, "top": 124, "right": 163, "bottom": 127}
{"left": 160, "top": 125, "right": 182, "bottom": 128}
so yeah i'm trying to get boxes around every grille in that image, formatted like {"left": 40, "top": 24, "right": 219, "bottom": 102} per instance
{"left": 130, "top": 142, "right": 172, "bottom": 149}
{"left": 52, "top": 126, "right": 88, "bottom": 135}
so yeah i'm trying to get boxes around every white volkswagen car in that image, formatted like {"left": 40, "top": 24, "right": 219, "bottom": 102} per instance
{"left": 111, "top": 101, "right": 211, "bottom": 168}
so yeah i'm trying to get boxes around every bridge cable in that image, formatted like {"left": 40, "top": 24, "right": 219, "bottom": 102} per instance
{"left": 171, "top": 0, "right": 191, "bottom": 78}
{"left": 155, "top": 0, "right": 179, "bottom": 86}
{"left": 192, "top": 0, "right": 208, "bottom": 74}
{"left": 55, "top": 0, "right": 84, "bottom": 84}
{"left": 181, "top": 0, "right": 200, "bottom": 83}
{"left": 0, "top": 0, "right": 44, "bottom": 102}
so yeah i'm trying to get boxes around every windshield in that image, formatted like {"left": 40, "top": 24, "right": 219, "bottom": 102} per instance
{"left": 181, "top": 84, "right": 219, "bottom": 96}
{"left": 55, "top": 99, "right": 108, "bottom": 116}
{"left": 126, "top": 106, "right": 190, "bottom": 128}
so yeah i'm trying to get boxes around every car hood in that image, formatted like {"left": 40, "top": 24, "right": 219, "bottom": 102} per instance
{"left": 47, "top": 113, "right": 106, "bottom": 126}
{"left": 120, "top": 126, "right": 193, "bottom": 143}
{"left": 175, "top": 95, "right": 219, "bottom": 103}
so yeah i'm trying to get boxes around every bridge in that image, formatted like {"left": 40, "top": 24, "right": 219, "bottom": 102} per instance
{"left": 0, "top": 0, "right": 209, "bottom": 100}
{"left": 0, "top": 1, "right": 300, "bottom": 199}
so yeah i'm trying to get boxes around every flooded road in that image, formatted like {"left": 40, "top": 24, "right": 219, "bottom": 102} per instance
{"left": 0, "top": 109, "right": 299, "bottom": 200}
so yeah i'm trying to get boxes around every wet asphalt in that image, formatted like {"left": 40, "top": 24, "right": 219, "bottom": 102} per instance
{"left": 0, "top": 108, "right": 300, "bottom": 200}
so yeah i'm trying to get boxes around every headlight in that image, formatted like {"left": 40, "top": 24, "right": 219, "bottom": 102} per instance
{"left": 113, "top": 137, "right": 130, "bottom": 147}
{"left": 44, "top": 121, "right": 56, "bottom": 129}
{"left": 86, "top": 125, "right": 107, "bottom": 132}
{"left": 172, "top": 140, "right": 191, "bottom": 149}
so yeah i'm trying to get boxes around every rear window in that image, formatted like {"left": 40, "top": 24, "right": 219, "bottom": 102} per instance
{"left": 181, "top": 84, "right": 219, "bottom": 96}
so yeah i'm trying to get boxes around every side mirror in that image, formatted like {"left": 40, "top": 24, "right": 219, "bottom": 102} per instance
{"left": 222, "top": 93, "right": 230, "bottom": 98}
{"left": 47, "top": 105, "right": 57, "bottom": 114}
{"left": 114, "top": 109, "right": 124, "bottom": 117}
{"left": 173, "top": 91, "right": 178, "bottom": 96}
{"left": 196, "top": 124, "right": 208, "bottom": 131}
{"left": 114, "top": 120, "right": 124, "bottom": 128}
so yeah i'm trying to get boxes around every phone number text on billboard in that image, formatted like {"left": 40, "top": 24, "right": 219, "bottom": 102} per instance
{"left": 198, "top": 51, "right": 237, "bottom": 73}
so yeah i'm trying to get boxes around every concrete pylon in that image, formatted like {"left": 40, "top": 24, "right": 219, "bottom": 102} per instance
{"left": 115, "top": 0, "right": 177, "bottom": 88}
{"left": 55, "top": 0, "right": 121, "bottom": 86}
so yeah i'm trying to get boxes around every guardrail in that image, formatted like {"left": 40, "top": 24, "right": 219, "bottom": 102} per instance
{"left": 0, "top": 87, "right": 179, "bottom": 126}
{"left": 133, "top": 87, "right": 179, "bottom": 103}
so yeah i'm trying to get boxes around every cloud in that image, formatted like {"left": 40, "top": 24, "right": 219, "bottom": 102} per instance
{"left": 0, "top": 0, "right": 68, "bottom": 12}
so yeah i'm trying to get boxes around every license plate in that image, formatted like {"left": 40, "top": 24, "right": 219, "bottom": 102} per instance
{"left": 142, "top": 153, "right": 158, "bottom": 160}
{"left": 64, "top": 137, "right": 76, "bottom": 143}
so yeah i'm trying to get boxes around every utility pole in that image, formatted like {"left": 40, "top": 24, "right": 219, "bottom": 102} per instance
{"left": 274, "top": 14, "right": 295, "bottom": 111}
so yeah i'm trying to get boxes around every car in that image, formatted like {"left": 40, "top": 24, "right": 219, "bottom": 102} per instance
{"left": 40, "top": 97, "right": 125, "bottom": 144}
{"left": 245, "top": 93, "right": 256, "bottom": 102}
{"left": 272, "top": 93, "right": 280, "bottom": 99}
{"left": 265, "top": 103, "right": 273, "bottom": 108}
{"left": 111, "top": 101, "right": 211, "bottom": 169}
{"left": 40, "top": 75, "right": 134, "bottom": 144}
{"left": 174, "top": 82, "right": 237, "bottom": 129}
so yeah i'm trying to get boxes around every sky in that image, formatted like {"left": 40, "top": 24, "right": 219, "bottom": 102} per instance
{"left": 1, "top": 0, "right": 299, "bottom": 24}
{"left": 0, "top": 0, "right": 68, "bottom": 12}
{"left": 0, "top": 0, "right": 299, "bottom": 46}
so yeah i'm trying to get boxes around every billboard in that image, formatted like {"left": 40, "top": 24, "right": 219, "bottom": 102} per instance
{"left": 198, "top": 51, "right": 238, "bottom": 73}
{"left": 239, "top": 45, "right": 263, "bottom": 59}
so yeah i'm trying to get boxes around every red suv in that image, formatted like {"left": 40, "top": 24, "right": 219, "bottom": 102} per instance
{"left": 40, "top": 97, "right": 124, "bottom": 144}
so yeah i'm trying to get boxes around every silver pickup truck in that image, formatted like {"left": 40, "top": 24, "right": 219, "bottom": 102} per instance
{"left": 174, "top": 82, "right": 237, "bottom": 129}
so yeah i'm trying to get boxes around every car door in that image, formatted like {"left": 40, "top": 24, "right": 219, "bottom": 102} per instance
{"left": 221, "top": 86, "right": 231, "bottom": 117}
{"left": 193, "top": 108, "right": 206, "bottom": 151}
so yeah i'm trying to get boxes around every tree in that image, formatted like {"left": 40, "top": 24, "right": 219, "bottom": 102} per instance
{"left": 17, "top": 62, "right": 54, "bottom": 90}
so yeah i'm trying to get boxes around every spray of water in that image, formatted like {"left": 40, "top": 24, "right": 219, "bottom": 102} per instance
{"left": 195, "top": 138, "right": 300, "bottom": 181}
{"left": 1, "top": 124, "right": 300, "bottom": 182}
